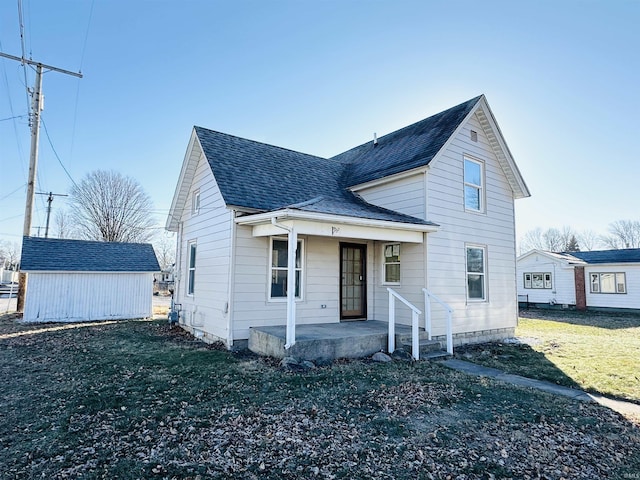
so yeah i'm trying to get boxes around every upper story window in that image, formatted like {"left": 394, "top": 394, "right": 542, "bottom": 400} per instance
{"left": 187, "top": 241, "right": 196, "bottom": 295}
{"left": 191, "top": 190, "right": 201, "bottom": 215}
{"left": 383, "top": 243, "right": 401, "bottom": 284}
{"left": 466, "top": 245, "right": 487, "bottom": 301}
{"left": 270, "top": 237, "right": 303, "bottom": 300}
{"left": 464, "top": 156, "right": 484, "bottom": 212}
{"left": 524, "top": 272, "right": 552, "bottom": 289}
{"left": 590, "top": 272, "right": 626, "bottom": 294}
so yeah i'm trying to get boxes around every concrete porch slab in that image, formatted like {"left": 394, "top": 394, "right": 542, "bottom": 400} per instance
{"left": 248, "top": 320, "right": 438, "bottom": 360}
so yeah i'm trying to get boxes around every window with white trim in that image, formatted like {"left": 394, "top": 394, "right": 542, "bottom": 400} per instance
{"left": 590, "top": 272, "right": 626, "bottom": 294}
{"left": 187, "top": 241, "right": 196, "bottom": 295}
{"left": 191, "top": 190, "right": 200, "bottom": 215}
{"left": 524, "top": 272, "right": 552, "bottom": 289}
{"left": 466, "top": 245, "right": 487, "bottom": 301}
{"left": 270, "top": 238, "right": 303, "bottom": 299}
{"left": 383, "top": 243, "right": 401, "bottom": 284}
{"left": 464, "top": 156, "right": 484, "bottom": 212}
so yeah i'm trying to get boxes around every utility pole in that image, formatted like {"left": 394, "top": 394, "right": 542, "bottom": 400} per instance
{"left": 36, "top": 191, "right": 68, "bottom": 238}
{"left": 0, "top": 51, "right": 82, "bottom": 311}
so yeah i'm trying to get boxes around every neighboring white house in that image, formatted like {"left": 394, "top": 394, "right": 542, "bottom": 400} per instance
{"left": 166, "top": 95, "right": 530, "bottom": 351}
{"left": 517, "top": 248, "right": 640, "bottom": 311}
{"left": 20, "top": 236, "right": 160, "bottom": 322}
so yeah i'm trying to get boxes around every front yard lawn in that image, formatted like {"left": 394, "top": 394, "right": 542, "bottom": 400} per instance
{"left": 456, "top": 309, "right": 640, "bottom": 404}
{"left": 1, "top": 314, "right": 639, "bottom": 479}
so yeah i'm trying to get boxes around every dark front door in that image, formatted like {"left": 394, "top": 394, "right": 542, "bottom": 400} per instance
{"left": 340, "top": 243, "right": 366, "bottom": 320}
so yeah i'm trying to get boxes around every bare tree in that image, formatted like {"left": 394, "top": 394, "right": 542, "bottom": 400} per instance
{"left": 154, "top": 233, "right": 176, "bottom": 271}
{"left": 519, "top": 225, "right": 581, "bottom": 253}
{"left": 69, "top": 170, "right": 157, "bottom": 243}
{"left": 53, "top": 209, "right": 74, "bottom": 239}
{"left": 601, "top": 220, "right": 640, "bottom": 249}
{"left": 578, "top": 230, "right": 601, "bottom": 251}
{"left": 0, "top": 240, "right": 20, "bottom": 269}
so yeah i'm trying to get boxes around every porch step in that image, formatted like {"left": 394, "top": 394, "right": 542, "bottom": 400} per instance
{"left": 401, "top": 339, "right": 443, "bottom": 356}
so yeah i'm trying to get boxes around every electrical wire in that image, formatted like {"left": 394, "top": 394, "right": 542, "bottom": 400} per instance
{"left": 0, "top": 114, "right": 27, "bottom": 122}
{"left": 41, "top": 117, "right": 78, "bottom": 189}
{"left": 0, "top": 184, "right": 25, "bottom": 202}
{"left": 17, "top": 0, "right": 31, "bottom": 120}
{"left": 68, "top": 0, "right": 94, "bottom": 163}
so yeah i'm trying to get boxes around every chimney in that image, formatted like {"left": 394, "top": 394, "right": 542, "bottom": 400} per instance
{"left": 373, "top": 132, "right": 378, "bottom": 146}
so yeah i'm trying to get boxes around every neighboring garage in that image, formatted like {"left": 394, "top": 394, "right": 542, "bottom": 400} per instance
{"left": 20, "top": 236, "right": 160, "bottom": 322}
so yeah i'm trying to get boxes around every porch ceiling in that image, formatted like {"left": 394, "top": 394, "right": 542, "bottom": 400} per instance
{"left": 235, "top": 209, "right": 438, "bottom": 243}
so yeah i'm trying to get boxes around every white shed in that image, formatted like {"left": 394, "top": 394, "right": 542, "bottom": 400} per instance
{"left": 20, "top": 236, "right": 160, "bottom": 322}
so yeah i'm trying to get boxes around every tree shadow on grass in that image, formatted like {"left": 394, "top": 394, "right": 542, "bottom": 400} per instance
{"left": 455, "top": 341, "right": 584, "bottom": 391}
{"left": 520, "top": 307, "right": 640, "bottom": 330}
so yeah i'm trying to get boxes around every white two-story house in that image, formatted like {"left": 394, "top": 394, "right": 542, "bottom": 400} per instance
{"left": 166, "top": 95, "right": 530, "bottom": 355}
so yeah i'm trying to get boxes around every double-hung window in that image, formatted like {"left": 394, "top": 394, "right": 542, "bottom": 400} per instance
{"left": 383, "top": 243, "right": 401, "bottom": 284}
{"left": 590, "top": 273, "right": 626, "bottom": 294}
{"left": 270, "top": 238, "right": 303, "bottom": 299}
{"left": 464, "top": 156, "right": 484, "bottom": 212}
{"left": 187, "top": 241, "right": 196, "bottom": 295}
{"left": 466, "top": 245, "right": 487, "bottom": 301}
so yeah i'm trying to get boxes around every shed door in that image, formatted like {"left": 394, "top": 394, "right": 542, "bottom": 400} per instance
{"left": 340, "top": 243, "right": 366, "bottom": 320}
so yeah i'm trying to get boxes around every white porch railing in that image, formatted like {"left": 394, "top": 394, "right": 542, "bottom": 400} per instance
{"left": 387, "top": 288, "right": 422, "bottom": 360}
{"left": 422, "top": 288, "right": 454, "bottom": 355}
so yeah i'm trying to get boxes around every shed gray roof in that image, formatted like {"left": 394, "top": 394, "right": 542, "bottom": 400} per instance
{"left": 564, "top": 249, "right": 640, "bottom": 264}
{"left": 20, "top": 237, "right": 160, "bottom": 272}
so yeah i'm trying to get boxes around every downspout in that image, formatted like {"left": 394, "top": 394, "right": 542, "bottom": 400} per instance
{"left": 175, "top": 221, "right": 183, "bottom": 319}
{"left": 226, "top": 210, "right": 237, "bottom": 348}
{"left": 270, "top": 217, "right": 297, "bottom": 349}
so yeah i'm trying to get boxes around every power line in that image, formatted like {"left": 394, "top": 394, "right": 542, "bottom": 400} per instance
{"left": 0, "top": 114, "right": 27, "bottom": 122}
{"left": 17, "top": 0, "right": 32, "bottom": 122}
{"left": 0, "top": 183, "right": 26, "bottom": 202}
{"left": 41, "top": 117, "right": 78, "bottom": 188}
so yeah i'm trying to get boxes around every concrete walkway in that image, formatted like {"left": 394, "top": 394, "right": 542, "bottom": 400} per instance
{"left": 441, "top": 358, "right": 640, "bottom": 418}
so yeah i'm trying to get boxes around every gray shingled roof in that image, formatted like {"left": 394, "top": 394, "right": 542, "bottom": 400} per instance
{"left": 20, "top": 237, "right": 160, "bottom": 272}
{"left": 334, "top": 96, "right": 482, "bottom": 186}
{"left": 564, "top": 249, "right": 640, "bottom": 264}
{"left": 193, "top": 97, "right": 481, "bottom": 226}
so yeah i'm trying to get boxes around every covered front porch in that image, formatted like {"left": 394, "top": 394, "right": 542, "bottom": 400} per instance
{"left": 248, "top": 320, "right": 445, "bottom": 361}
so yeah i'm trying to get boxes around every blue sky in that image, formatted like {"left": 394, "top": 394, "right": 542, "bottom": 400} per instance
{"left": 1, "top": 0, "right": 638, "bottom": 246}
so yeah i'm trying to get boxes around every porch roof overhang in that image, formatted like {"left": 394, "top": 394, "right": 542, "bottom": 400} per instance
{"left": 234, "top": 209, "right": 439, "bottom": 243}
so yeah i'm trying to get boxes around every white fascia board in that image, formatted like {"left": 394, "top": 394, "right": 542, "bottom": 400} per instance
{"left": 475, "top": 97, "right": 531, "bottom": 199}
{"left": 166, "top": 129, "right": 201, "bottom": 232}
{"left": 349, "top": 166, "right": 429, "bottom": 192}
{"left": 236, "top": 209, "right": 437, "bottom": 243}
{"left": 517, "top": 249, "right": 585, "bottom": 266}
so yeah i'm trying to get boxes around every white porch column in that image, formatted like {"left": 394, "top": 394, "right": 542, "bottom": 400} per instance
{"left": 285, "top": 228, "right": 297, "bottom": 349}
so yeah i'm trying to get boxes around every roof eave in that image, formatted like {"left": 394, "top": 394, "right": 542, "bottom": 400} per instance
{"left": 235, "top": 208, "right": 439, "bottom": 233}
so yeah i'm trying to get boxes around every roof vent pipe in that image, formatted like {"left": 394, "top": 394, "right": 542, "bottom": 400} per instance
{"left": 373, "top": 132, "right": 378, "bottom": 146}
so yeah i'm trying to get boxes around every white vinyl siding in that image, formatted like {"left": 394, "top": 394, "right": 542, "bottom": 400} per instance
{"left": 357, "top": 173, "right": 426, "bottom": 219}
{"left": 23, "top": 272, "right": 153, "bottom": 322}
{"left": 516, "top": 252, "right": 577, "bottom": 306}
{"left": 585, "top": 265, "right": 640, "bottom": 309}
{"left": 232, "top": 229, "right": 343, "bottom": 341}
{"left": 422, "top": 111, "right": 518, "bottom": 336}
{"left": 176, "top": 143, "right": 233, "bottom": 343}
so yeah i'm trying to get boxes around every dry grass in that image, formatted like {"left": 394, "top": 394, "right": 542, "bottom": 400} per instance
{"left": 1, "top": 314, "right": 639, "bottom": 479}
